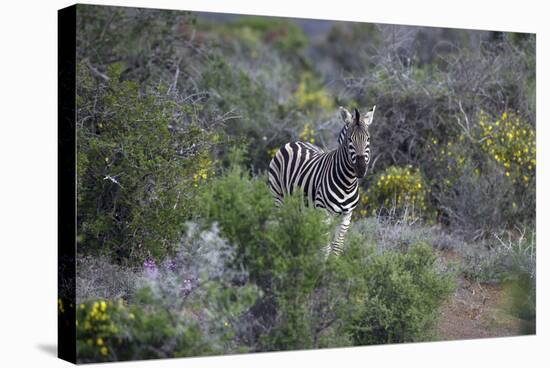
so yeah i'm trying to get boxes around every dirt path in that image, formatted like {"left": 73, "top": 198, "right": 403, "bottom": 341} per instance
{"left": 435, "top": 278, "right": 525, "bottom": 340}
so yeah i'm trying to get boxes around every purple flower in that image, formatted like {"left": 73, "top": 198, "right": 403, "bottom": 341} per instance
{"left": 180, "top": 278, "right": 193, "bottom": 296}
{"left": 143, "top": 259, "right": 158, "bottom": 279}
{"left": 162, "top": 259, "right": 177, "bottom": 272}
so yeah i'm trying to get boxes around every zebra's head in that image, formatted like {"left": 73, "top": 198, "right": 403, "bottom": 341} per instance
{"left": 339, "top": 106, "right": 376, "bottom": 178}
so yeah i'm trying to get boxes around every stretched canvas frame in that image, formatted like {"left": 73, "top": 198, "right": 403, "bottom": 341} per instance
{"left": 59, "top": 3, "right": 536, "bottom": 364}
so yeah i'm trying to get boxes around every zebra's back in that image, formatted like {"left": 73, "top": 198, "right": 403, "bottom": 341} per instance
{"left": 268, "top": 141, "right": 324, "bottom": 206}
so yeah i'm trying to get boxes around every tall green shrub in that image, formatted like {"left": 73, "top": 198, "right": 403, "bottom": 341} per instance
{"left": 342, "top": 243, "right": 453, "bottom": 345}
{"left": 77, "top": 63, "right": 216, "bottom": 263}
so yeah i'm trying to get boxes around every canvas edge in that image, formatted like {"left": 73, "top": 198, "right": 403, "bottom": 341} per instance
{"left": 58, "top": 3, "right": 77, "bottom": 365}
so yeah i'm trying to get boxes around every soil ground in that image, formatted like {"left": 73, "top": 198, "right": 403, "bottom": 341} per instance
{"left": 434, "top": 250, "right": 528, "bottom": 340}
{"left": 435, "top": 279, "right": 525, "bottom": 340}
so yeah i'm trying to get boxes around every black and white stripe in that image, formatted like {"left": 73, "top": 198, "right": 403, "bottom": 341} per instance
{"left": 268, "top": 106, "right": 376, "bottom": 256}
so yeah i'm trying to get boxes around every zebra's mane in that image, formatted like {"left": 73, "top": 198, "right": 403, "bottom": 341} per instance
{"left": 337, "top": 124, "right": 349, "bottom": 146}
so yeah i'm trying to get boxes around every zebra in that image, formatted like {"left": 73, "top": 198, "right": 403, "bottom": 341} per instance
{"left": 268, "top": 105, "right": 376, "bottom": 256}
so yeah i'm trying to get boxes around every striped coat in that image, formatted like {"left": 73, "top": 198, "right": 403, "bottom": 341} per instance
{"left": 268, "top": 106, "right": 376, "bottom": 255}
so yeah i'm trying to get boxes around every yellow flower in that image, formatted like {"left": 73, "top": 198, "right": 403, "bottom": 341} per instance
{"left": 100, "top": 301, "right": 107, "bottom": 312}
{"left": 100, "top": 347, "right": 108, "bottom": 356}
{"left": 96, "top": 337, "right": 104, "bottom": 346}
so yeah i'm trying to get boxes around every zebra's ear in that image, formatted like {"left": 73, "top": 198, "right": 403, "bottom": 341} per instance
{"left": 353, "top": 108, "right": 361, "bottom": 125}
{"left": 339, "top": 106, "right": 352, "bottom": 125}
{"left": 364, "top": 105, "right": 376, "bottom": 126}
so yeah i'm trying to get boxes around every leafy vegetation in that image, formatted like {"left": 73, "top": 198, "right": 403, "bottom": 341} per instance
{"left": 77, "top": 63, "right": 217, "bottom": 262}
{"left": 344, "top": 243, "right": 453, "bottom": 345}
{"left": 72, "top": 4, "right": 536, "bottom": 363}
{"left": 361, "top": 165, "right": 428, "bottom": 219}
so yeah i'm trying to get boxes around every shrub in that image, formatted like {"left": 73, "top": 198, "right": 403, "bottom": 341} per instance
{"left": 342, "top": 242, "right": 454, "bottom": 345}
{"left": 460, "top": 228, "right": 536, "bottom": 283}
{"left": 258, "top": 194, "right": 332, "bottom": 351}
{"left": 338, "top": 29, "right": 535, "bottom": 235}
{"left": 477, "top": 111, "right": 535, "bottom": 186}
{"left": 77, "top": 5, "right": 198, "bottom": 86}
{"left": 225, "top": 16, "right": 308, "bottom": 56}
{"left": 198, "top": 158, "right": 455, "bottom": 350}
{"left": 76, "top": 223, "right": 260, "bottom": 363}
{"left": 198, "top": 56, "right": 292, "bottom": 171}
{"left": 76, "top": 299, "right": 214, "bottom": 363}
{"left": 476, "top": 111, "right": 536, "bottom": 226}
{"left": 197, "top": 150, "right": 274, "bottom": 264}
{"left": 362, "top": 165, "right": 427, "bottom": 219}
{"left": 197, "top": 157, "right": 332, "bottom": 350}
{"left": 77, "top": 63, "right": 217, "bottom": 263}
{"left": 76, "top": 255, "right": 138, "bottom": 303}
{"left": 504, "top": 273, "right": 536, "bottom": 334}
{"left": 293, "top": 72, "right": 335, "bottom": 114}
{"left": 425, "top": 110, "right": 535, "bottom": 235}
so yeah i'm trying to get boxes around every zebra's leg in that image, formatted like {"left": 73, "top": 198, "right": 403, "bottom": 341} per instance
{"left": 321, "top": 212, "right": 332, "bottom": 252}
{"left": 325, "top": 212, "right": 353, "bottom": 257}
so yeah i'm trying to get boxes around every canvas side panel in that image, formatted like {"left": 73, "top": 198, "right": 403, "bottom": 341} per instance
{"left": 58, "top": 4, "right": 77, "bottom": 364}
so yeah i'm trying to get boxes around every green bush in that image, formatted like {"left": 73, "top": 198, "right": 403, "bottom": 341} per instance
{"left": 77, "top": 5, "right": 196, "bottom": 85}
{"left": 362, "top": 165, "right": 428, "bottom": 219}
{"left": 460, "top": 228, "right": 535, "bottom": 283}
{"left": 197, "top": 149, "right": 274, "bottom": 265}
{"left": 198, "top": 155, "right": 332, "bottom": 350}
{"left": 198, "top": 156, "right": 332, "bottom": 350}
{"left": 198, "top": 56, "right": 286, "bottom": 171}
{"left": 504, "top": 272, "right": 536, "bottom": 334}
{"left": 477, "top": 111, "right": 535, "bottom": 185}
{"left": 258, "top": 194, "right": 332, "bottom": 351}
{"left": 225, "top": 16, "right": 308, "bottom": 55}
{"left": 75, "top": 222, "right": 260, "bottom": 363}
{"left": 198, "top": 161, "right": 453, "bottom": 350}
{"left": 342, "top": 243, "right": 454, "bottom": 345}
{"left": 76, "top": 298, "right": 214, "bottom": 363}
{"left": 77, "top": 63, "right": 217, "bottom": 263}
{"left": 424, "top": 109, "right": 535, "bottom": 235}
{"left": 293, "top": 72, "right": 335, "bottom": 114}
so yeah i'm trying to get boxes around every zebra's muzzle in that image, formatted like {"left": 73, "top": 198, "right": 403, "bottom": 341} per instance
{"left": 354, "top": 156, "right": 367, "bottom": 178}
